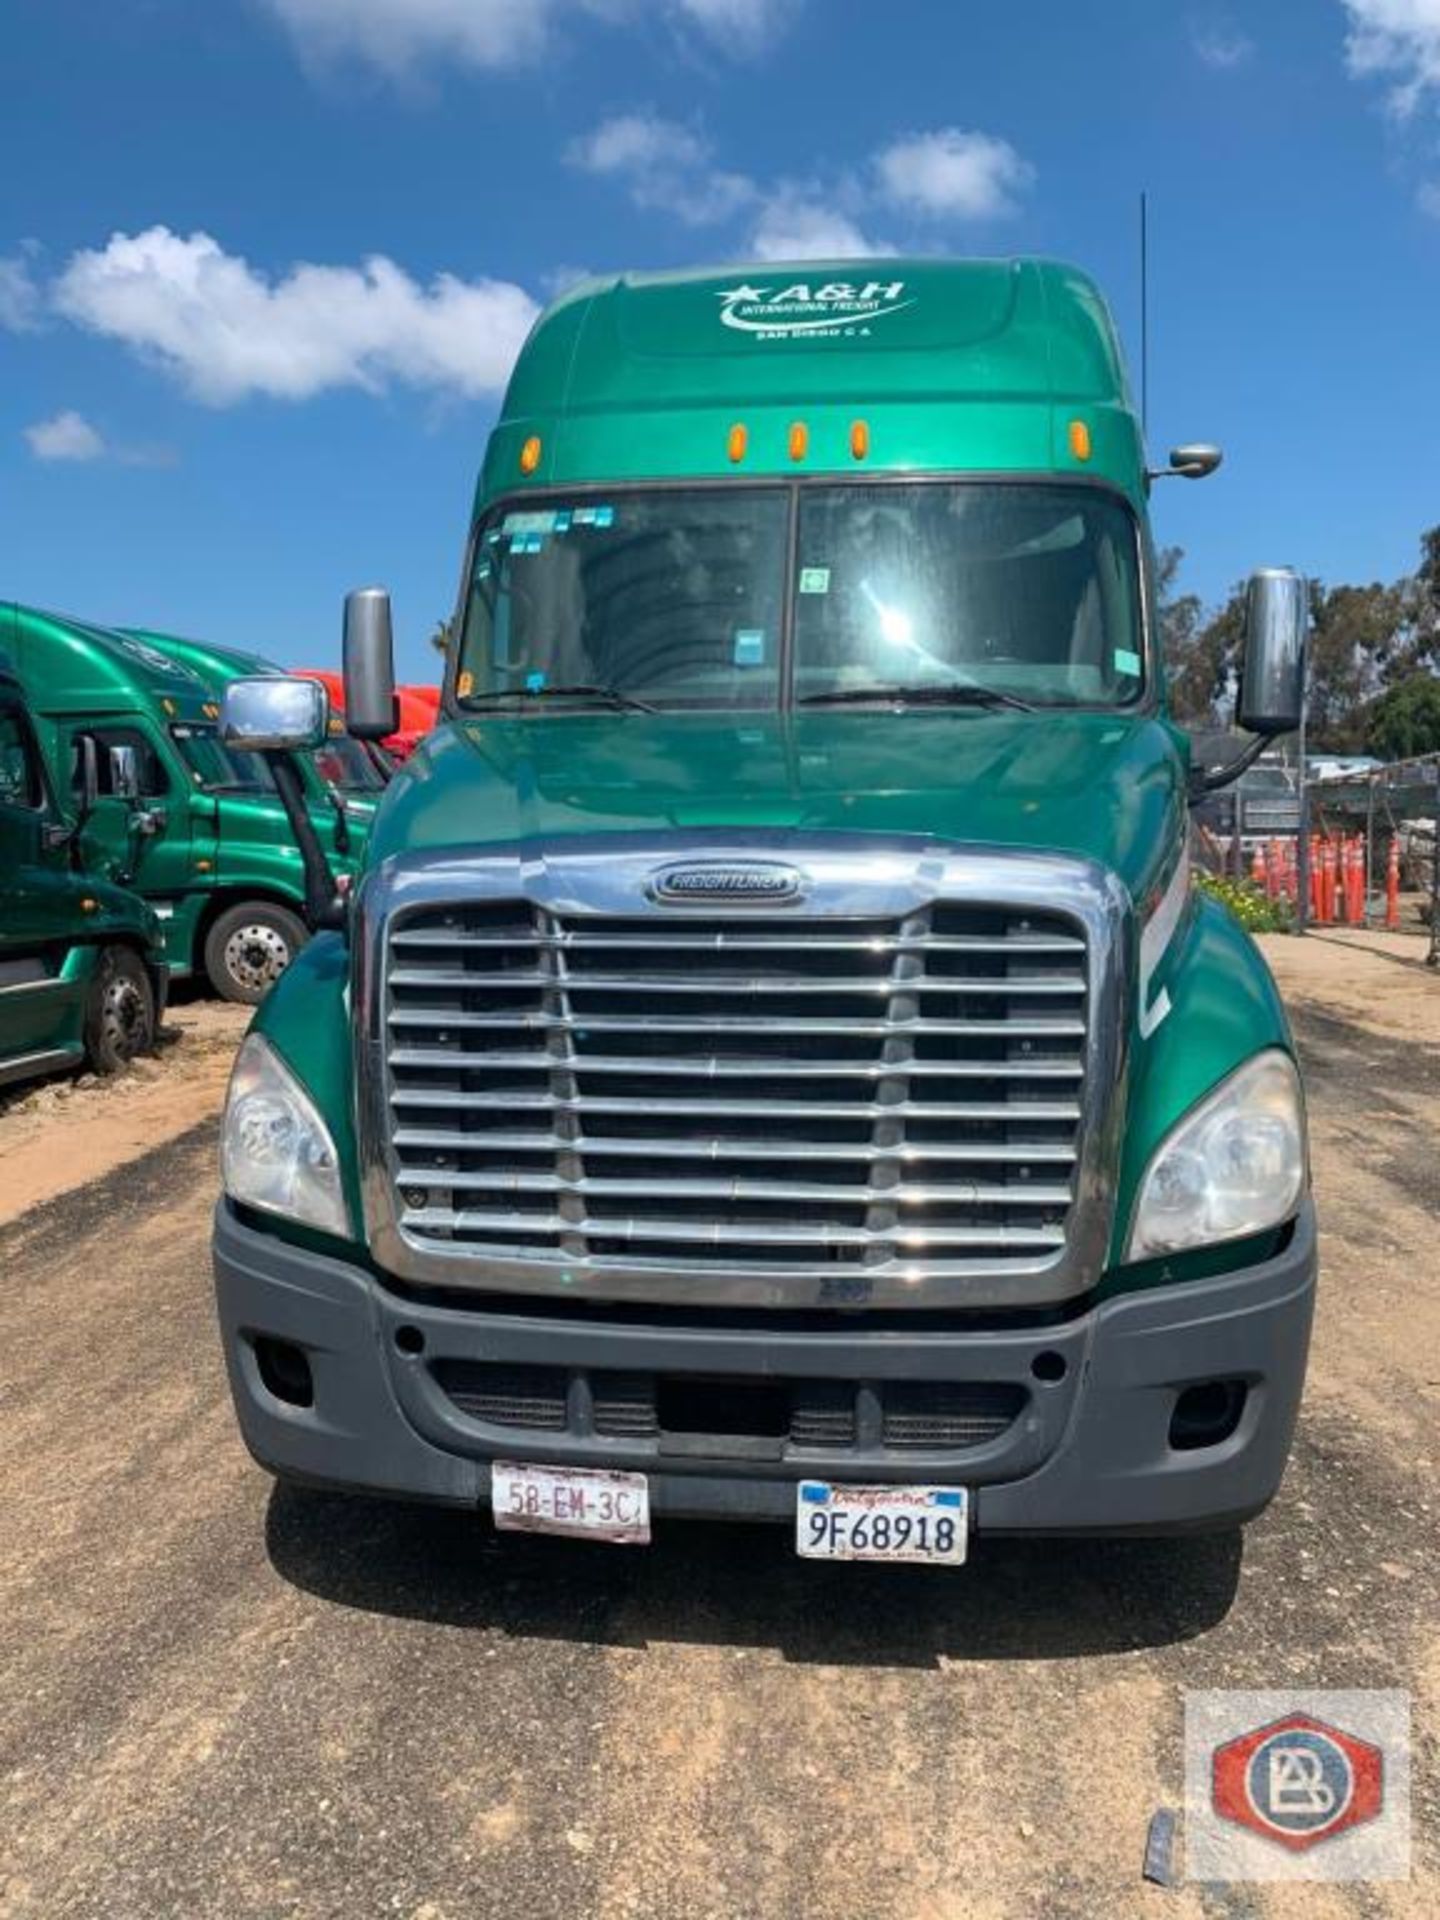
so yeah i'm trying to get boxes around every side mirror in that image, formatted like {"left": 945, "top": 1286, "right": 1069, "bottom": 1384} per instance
{"left": 1238, "top": 568, "right": 1307, "bottom": 737}
{"left": 1149, "top": 443, "right": 1223, "bottom": 482}
{"left": 343, "top": 587, "right": 399, "bottom": 741}
{"left": 108, "top": 743, "right": 141, "bottom": 803}
{"left": 221, "top": 675, "right": 329, "bottom": 752}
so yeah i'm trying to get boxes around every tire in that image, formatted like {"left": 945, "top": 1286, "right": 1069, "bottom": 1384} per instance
{"left": 204, "top": 901, "right": 309, "bottom": 1005}
{"left": 83, "top": 946, "right": 157, "bottom": 1074}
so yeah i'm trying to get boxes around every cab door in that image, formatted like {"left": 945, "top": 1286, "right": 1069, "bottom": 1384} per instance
{"left": 68, "top": 720, "right": 192, "bottom": 897}
{"left": 0, "top": 694, "right": 86, "bottom": 1073}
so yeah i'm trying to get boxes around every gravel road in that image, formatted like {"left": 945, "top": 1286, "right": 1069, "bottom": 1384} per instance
{"left": 0, "top": 935, "right": 1435, "bottom": 1918}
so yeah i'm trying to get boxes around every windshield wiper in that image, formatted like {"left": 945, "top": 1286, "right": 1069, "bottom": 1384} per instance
{"left": 465, "top": 683, "right": 657, "bottom": 714}
{"left": 798, "top": 681, "right": 1035, "bottom": 713}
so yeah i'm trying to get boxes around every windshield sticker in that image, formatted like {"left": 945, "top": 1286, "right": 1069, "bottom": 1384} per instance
{"left": 457, "top": 671, "right": 475, "bottom": 697}
{"left": 552, "top": 510, "right": 573, "bottom": 534}
{"left": 799, "top": 567, "right": 831, "bottom": 595}
{"left": 593, "top": 505, "right": 615, "bottom": 529}
{"left": 524, "top": 671, "right": 547, "bottom": 693}
{"left": 503, "top": 510, "right": 559, "bottom": 535}
{"left": 733, "top": 629, "right": 767, "bottom": 668}
{"left": 715, "top": 279, "right": 914, "bottom": 340}
{"left": 1114, "top": 648, "right": 1142, "bottom": 677}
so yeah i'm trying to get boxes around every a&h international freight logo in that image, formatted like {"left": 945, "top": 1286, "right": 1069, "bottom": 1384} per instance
{"left": 1185, "top": 1690, "right": 1410, "bottom": 1883}
{"left": 715, "top": 279, "right": 914, "bottom": 339}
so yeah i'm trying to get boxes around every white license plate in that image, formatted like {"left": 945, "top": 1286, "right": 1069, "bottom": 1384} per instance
{"left": 491, "top": 1461, "right": 651, "bottom": 1544}
{"left": 796, "top": 1481, "right": 969, "bottom": 1565}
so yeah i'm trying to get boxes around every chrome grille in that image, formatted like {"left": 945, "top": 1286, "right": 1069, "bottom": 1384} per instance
{"left": 382, "top": 896, "right": 1089, "bottom": 1282}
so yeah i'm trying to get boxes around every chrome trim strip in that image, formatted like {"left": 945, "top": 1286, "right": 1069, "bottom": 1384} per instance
{"left": 355, "top": 831, "right": 1131, "bottom": 1311}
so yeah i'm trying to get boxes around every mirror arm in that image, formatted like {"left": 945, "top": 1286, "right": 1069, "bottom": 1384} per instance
{"left": 265, "top": 751, "right": 346, "bottom": 932}
{"left": 1187, "top": 730, "right": 1272, "bottom": 803}
{"left": 323, "top": 784, "right": 352, "bottom": 856}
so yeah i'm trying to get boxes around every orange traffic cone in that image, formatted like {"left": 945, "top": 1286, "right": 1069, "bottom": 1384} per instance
{"left": 1386, "top": 836, "right": 1401, "bottom": 931}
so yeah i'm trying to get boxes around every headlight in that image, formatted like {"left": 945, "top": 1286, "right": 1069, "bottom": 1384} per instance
{"left": 1126, "top": 1049, "right": 1306, "bottom": 1261}
{"left": 221, "top": 1033, "right": 350, "bottom": 1237}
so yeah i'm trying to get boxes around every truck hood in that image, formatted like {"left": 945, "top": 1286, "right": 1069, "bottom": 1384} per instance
{"left": 367, "top": 710, "right": 1186, "bottom": 905}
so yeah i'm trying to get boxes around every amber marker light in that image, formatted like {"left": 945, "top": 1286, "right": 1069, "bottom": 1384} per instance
{"left": 850, "top": 420, "right": 871, "bottom": 461}
{"left": 1068, "top": 419, "right": 1092, "bottom": 462}
{"left": 788, "top": 421, "right": 809, "bottom": 462}
{"left": 727, "top": 423, "right": 749, "bottom": 463}
{"left": 519, "top": 435, "right": 542, "bottom": 475}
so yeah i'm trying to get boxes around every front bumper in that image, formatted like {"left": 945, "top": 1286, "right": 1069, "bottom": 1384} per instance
{"left": 213, "top": 1200, "right": 1316, "bottom": 1536}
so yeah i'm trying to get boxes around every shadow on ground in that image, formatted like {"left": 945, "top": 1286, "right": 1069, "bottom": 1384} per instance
{"left": 266, "top": 1483, "right": 1242, "bottom": 1667}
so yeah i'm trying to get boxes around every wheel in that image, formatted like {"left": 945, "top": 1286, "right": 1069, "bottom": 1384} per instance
{"left": 204, "top": 901, "right": 308, "bottom": 1005}
{"left": 83, "top": 946, "right": 157, "bottom": 1074}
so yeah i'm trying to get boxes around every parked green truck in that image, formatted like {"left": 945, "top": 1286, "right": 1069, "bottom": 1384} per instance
{"left": 213, "top": 259, "right": 1315, "bottom": 1559}
{"left": 1, "top": 605, "right": 366, "bottom": 1003}
{"left": 0, "top": 654, "right": 166, "bottom": 1089}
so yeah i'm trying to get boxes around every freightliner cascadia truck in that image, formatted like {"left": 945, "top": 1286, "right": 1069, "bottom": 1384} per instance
{"left": 213, "top": 259, "right": 1313, "bottom": 1563}
{"left": 3, "top": 606, "right": 366, "bottom": 1003}
{"left": 1, "top": 653, "right": 167, "bottom": 1088}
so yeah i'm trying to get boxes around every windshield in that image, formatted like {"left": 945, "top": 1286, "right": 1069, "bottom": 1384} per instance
{"left": 309, "top": 733, "right": 385, "bottom": 792}
{"left": 170, "top": 724, "right": 274, "bottom": 792}
{"left": 456, "top": 482, "right": 1145, "bottom": 712}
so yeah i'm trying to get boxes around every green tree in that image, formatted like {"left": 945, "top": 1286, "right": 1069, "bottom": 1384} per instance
{"left": 1307, "top": 578, "right": 1408, "bottom": 749}
{"left": 1366, "top": 672, "right": 1440, "bottom": 762}
{"left": 1160, "top": 548, "right": 1237, "bottom": 726}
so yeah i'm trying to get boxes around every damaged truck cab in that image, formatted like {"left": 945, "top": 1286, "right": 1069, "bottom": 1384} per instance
{"left": 213, "top": 259, "right": 1315, "bottom": 1553}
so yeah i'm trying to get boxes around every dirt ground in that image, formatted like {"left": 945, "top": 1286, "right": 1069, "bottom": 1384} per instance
{"left": 0, "top": 936, "right": 1435, "bottom": 1918}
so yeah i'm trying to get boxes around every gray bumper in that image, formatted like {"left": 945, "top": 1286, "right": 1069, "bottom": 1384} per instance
{"left": 213, "top": 1201, "right": 1316, "bottom": 1536}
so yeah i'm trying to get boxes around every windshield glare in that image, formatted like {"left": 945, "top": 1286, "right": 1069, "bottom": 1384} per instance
{"left": 457, "top": 482, "right": 1145, "bottom": 713}
{"left": 171, "top": 725, "right": 273, "bottom": 792}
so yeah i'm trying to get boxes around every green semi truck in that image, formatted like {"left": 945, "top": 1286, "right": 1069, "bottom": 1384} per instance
{"left": 119, "top": 629, "right": 393, "bottom": 806}
{"left": 213, "top": 259, "right": 1315, "bottom": 1559}
{"left": 0, "top": 654, "right": 166, "bottom": 1088}
{"left": 1, "top": 605, "right": 366, "bottom": 1003}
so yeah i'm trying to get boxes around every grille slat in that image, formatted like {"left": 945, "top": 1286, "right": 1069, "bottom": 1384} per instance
{"left": 390, "top": 967, "right": 1085, "bottom": 997}
{"left": 387, "top": 1008, "right": 1086, "bottom": 1038}
{"left": 383, "top": 897, "right": 1089, "bottom": 1278}
{"left": 402, "top": 1206, "right": 1068, "bottom": 1251}
{"left": 392, "top": 1128, "right": 1079, "bottom": 1164}
{"left": 393, "top": 1169, "right": 1075, "bottom": 1206}
{"left": 389, "top": 1054, "right": 1085, "bottom": 1083}
{"left": 392, "top": 928, "right": 1084, "bottom": 955}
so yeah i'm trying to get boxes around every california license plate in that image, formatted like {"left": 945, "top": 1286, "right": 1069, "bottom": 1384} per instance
{"left": 491, "top": 1462, "right": 651, "bottom": 1544}
{"left": 796, "top": 1481, "right": 969, "bottom": 1564}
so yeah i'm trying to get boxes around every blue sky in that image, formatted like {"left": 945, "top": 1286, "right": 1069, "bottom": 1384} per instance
{"left": 4, "top": 0, "right": 1440, "bottom": 679}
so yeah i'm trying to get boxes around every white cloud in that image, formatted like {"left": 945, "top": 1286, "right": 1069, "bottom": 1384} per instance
{"left": 873, "top": 129, "right": 1034, "bottom": 221}
{"left": 24, "top": 410, "right": 106, "bottom": 462}
{"left": 1190, "top": 20, "right": 1255, "bottom": 69}
{"left": 1344, "top": 0, "right": 1440, "bottom": 114}
{"left": 0, "top": 254, "right": 42, "bottom": 331}
{"left": 1419, "top": 178, "right": 1440, "bottom": 214}
{"left": 571, "top": 115, "right": 1034, "bottom": 258}
{"left": 51, "top": 227, "right": 539, "bottom": 405}
{"left": 750, "top": 195, "right": 892, "bottom": 261}
{"left": 260, "top": 0, "right": 799, "bottom": 76}
{"left": 567, "top": 114, "right": 755, "bottom": 223}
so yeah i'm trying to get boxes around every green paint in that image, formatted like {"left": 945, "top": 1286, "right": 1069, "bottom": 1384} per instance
{"left": 0, "top": 604, "right": 367, "bottom": 981}
{"left": 0, "top": 658, "right": 165, "bottom": 1085}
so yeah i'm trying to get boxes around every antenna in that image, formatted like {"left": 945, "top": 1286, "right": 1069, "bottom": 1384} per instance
{"left": 1139, "top": 190, "right": 1150, "bottom": 439}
